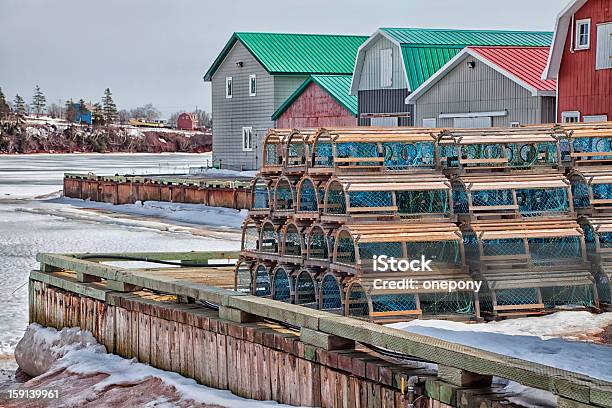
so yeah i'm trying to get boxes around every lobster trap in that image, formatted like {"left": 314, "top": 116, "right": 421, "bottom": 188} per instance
{"left": 463, "top": 219, "right": 596, "bottom": 317}
{"left": 284, "top": 130, "right": 316, "bottom": 174}
{"left": 249, "top": 176, "right": 273, "bottom": 218}
{"left": 569, "top": 168, "right": 612, "bottom": 216}
{"left": 580, "top": 216, "right": 612, "bottom": 309}
{"left": 261, "top": 129, "right": 290, "bottom": 175}
{"left": 453, "top": 173, "right": 574, "bottom": 221}
{"left": 563, "top": 123, "right": 612, "bottom": 168}
{"left": 294, "top": 175, "right": 327, "bottom": 221}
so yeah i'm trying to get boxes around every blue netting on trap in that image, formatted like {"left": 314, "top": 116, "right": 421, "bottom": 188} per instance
{"left": 235, "top": 262, "right": 252, "bottom": 294}
{"left": 573, "top": 137, "right": 612, "bottom": 160}
{"left": 287, "top": 142, "right": 306, "bottom": 166}
{"left": 453, "top": 187, "right": 469, "bottom": 214}
{"left": 528, "top": 236, "right": 581, "bottom": 264}
{"left": 253, "top": 183, "right": 270, "bottom": 209}
{"left": 472, "top": 189, "right": 513, "bottom": 207}
{"left": 592, "top": 270, "right": 611, "bottom": 304}
{"left": 254, "top": 266, "right": 271, "bottom": 297}
{"left": 359, "top": 242, "right": 403, "bottom": 260}
{"left": 348, "top": 191, "right": 393, "bottom": 209}
{"left": 571, "top": 181, "right": 590, "bottom": 208}
{"left": 242, "top": 223, "right": 258, "bottom": 251}
{"left": 419, "top": 292, "right": 474, "bottom": 315}
{"left": 336, "top": 142, "right": 380, "bottom": 166}
{"left": 275, "top": 180, "right": 294, "bottom": 210}
{"left": 560, "top": 138, "right": 571, "bottom": 162}
{"left": 461, "top": 144, "right": 504, "bottom": 161}
{"left": 335, "top": 233, "right": 356, "bottom": 264}
{"left": 260, "top": 224, "right": 278, "bottom": 253}
{"left": 463, "top": 232, "right": 479, "bottom": 259}
{"left": 495, "top": 288, "right": 538, "bottom": 306}
{"left": 541, "top": 285, "right": 594, "bottom": 308}
{"left": 516, "top": 188, "right": 569, "bottom": 217}
{"left": 273, "top": 269, "right": 291, "bottom": 302}
{"left": 599, "top": 232, "right": 612, "bottom": 249}
{"left": 265, "top": 143, "right": 282, "bottom": 166}
{"left": 308, "top": 227, "right": 328, "bottom": 259}
{"left": 284, "top": 225, "right": 301, "bottom": 256}
{"left": 382, "top": 142, "right": 436, "bottom": 170}
{"left": 295, "top": 272, "right": 316, "bottom": 307}
{"left": 371, "top": 294, "right": 417, "bottom": 313}
{"left": 314, "top": 142, "right": 333, "bottom": 167}
{"left": 406, "top": 240, "right": 460, "bottom": 265}
{"left": 325, "top": 184, "right": 346, "bottom": 214}
{"left": 582, "top": 223, "right": 597, "bottom": 253}
{"left": 592, "top": 183, "right": 612, "bottom": 200}
{"left": 348, "top": 285, "right": 369, "bottom": 317}
{"left": 299, "top": 179, "right": 318, "bottom": 212}
{"left": 320, "top": 275, "right": 342, "bottom": 312}
{"left": 439, "top": 145, "right": 459, "bottom": 168}
{"left": 482, "top": 238, "right": 525, "bottom": 257}
{"left": 397, "top": 190, "right": 449, "bottom": 216}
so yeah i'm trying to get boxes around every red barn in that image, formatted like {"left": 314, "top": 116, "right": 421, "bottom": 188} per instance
{"left": 272, "top": 75, "right": 357, "bottom": 128}
{"left": 544, "top": 0, "right": 612, "bottom": 123}
{"left": 176, "top": 112, "right": 197, "bottom": 130}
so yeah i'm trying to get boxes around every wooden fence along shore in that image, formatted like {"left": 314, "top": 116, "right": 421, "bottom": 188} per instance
{"left": 29, "top": 251, "right": 612, "bottom": 408}
{"left": 237, "top": 123, "right": 612, "bottom": 322}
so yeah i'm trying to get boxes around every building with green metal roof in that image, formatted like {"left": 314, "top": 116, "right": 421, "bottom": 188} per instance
{"left": 350, "top": 27, "right": 553, "bottom": 126}
{"left": 203, "top": 32, "right": 367, "bottom": 170}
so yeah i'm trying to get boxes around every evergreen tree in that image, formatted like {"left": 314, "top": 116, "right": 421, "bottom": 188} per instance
{"left": 13, "top": 94, "right": 26, "bottom": 123}
{"left": 0, "top": 87, "right": 10, "bottom": 120}
{"left": 65, "top": 99, "right": 76, "bottom": 123}
{"left": 92, "top": 103, "right": 104, "bottom": 126}
{"left": 32, "top": 85, "right": 46, "bottom": 116}
{"left": 102, "top": 88, "right": 117, "bottom": 124}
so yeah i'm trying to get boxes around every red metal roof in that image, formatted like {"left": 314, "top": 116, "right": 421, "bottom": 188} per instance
{"left": 469, "top": 46, "right": 556, "bottom": 92}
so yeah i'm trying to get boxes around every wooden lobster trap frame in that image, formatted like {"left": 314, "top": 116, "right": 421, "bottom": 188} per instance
{"left": 562, "top": 122, "right": 612, "bottom": 168}
{"left": 580, "top": 216, "right": 612, "bottom": 309}
{"left": 569, "top": 167, "right": 612, "bottom": 216}
{"left": 283, "top": 129, "right": 317, "bottom": 175}
{"left": 261, "top": 129, "right": 290, "bottom": 175}
{"left": 304, "top": 222, "right": 335, "bottom": 269}
{"left": 249, "top": 176, "right": 275, "bottom": 218}
{"left": 294, "top": 175, "right": 327, "bottom": 221}
{"left": 271, "top": 175, "right": 299, "bottom": 219}
{"left": 452, "top": 173, "right": 574, "bottom": 222}
{"left": 463, "top": 219, "right": 596, "bottom": 318}
{"left": 320, "top": 173, "right": 454, "bottom": 224}
{"left": 279, "top": 220, "right": 307, "bottom": 265}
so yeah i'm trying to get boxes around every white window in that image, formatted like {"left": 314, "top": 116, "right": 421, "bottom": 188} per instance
{"left": 584, "top": 115, "right": 608, "bottom": 123}
{"left": 575, "top": 19, "right": 591, "bottom": 50}
{"left": 510, "top": 121, "right": 521, "bottom": 128}
{"left": 242, "top": 127, "right": 253, "bottom": 151}
{"left": 422, "top": 118, "right": 437, "bottom": 128}
{"left": 249, "top": 74, "right": 257, "bottom": 96}
{"left": 380, "top": 48, "right": 393, "bottom": 87}
{"left": 225, "top": 77, "right": 233, "bottom": 99}
{"left": 562, "top": 111, "right": 581, "bottom": 123}
{"left": 596, "top": 23, "right": 612, "bottom": 70}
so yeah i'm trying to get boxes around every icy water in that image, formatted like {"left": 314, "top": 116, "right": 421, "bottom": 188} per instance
{"left": 0, "top": 153, "right": 238, "bottom": 364}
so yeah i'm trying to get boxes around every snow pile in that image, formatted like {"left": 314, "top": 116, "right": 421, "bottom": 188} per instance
{"left": 188, "top": 167, "right": 258, "bottom": 178}
{"left": 8, "top": 324, "right": 293, "bottom": 407}
{"left": 388, "top": 311, "right": 612, "bottom": 381}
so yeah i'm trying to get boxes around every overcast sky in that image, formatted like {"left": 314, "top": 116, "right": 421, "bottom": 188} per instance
{"left": 0, "top": 0, "right": 564, "bottom": 117}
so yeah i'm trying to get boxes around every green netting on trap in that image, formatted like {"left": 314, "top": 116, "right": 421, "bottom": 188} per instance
{"left": 320, "top": 275, "right": 342, "bottom": 312}
{"left": 287, "top": 142, "right": 306, "bottom": 166}
{"left": 573, "top": 137, "right": 612, "bottom": 160}
{"left": 461, "top": 144, "right": 504, "bottom": 162}
{"left": 397, "top": 190, "right": 449, "bottom": 216}
{"left": 336, "top": 142, "right": 380, "bottom": 166}
{"left": 325, "top": 184, "right": 346, "bottom": 214}
{"left": 541, "top": 285, "right": 594, "bottom": 308}
{"left": 406, "top": 240, "right": 460, "bottom": 265}
{"left": 528, "top": 236, "right": 581, "bottom": 265}
{"left": 419, "top": 291, "right": 474, "bottom": 315}
{"left": 299, "top": 179, "right": 318, "bottom": 212}
{"left": 592, "top": 183, "right": 612, "bottom": 200}
{"left": 336, "top": 233, "right": 356, "bottom": 264}
{"left": 254, "top": 266, "right": 271, "bottom": 297}
{"left": 275, "top": 180, "right": 294, "bottom": 210}
{"left": 308, "top": 227, "right": 328, "bottom": 259}
{"left": 359, "top": 242, "right": 403, "bottom": 260}
{"left": 314, "top": 142, "right": 333, "bottom": 167}
{"left": 242, "top": 224, "right": 259, "bottom": 251}
{"left": 347, "top": 285, "right": 369, "bottom": 317}
{"left": 295, "top": 272, "right": 317, "bottom": 307}
{"left": 382, "top": 142, "right": 436, "bottom": 170}
{"left": 265, "top": 143, "right": 282, "bottom": 166}
{"left": 582, "top": 223, "right": 597, "bottom": 253}
{"left": 509, "top": 143, "right": 557, "bottom": 168}
{"left": 472, "top": 189, "right": 513, "bottom": 207}
{"left": 482, "top": 238, "right": 525, "bottom": 257}
{"left": 371, "top": 294, "right": 417, "bottom": 313}
{"left": 284, "top": 225, "right": 301, "bottom": 256}
{"left": 516, "top": 188, "right": 569, "bottom": 217}
{"left": 273, "top": 269, "right": 291, "bottom": 302}
{"left": 571, "top": 181, "right": 590, "bottom": 208}
{"left": 260, "top": 224, "right": 278, "bottom": 253}
{"left": 348, "top": 191, "right": 393, "bottom": 209}
{"left": 253, "top": 181, "right": 269, "bottom": 209}
{"left": 453, "top": 187, "right": 469, "bottom": 214}
{"left": 495, "top": 288, "right": 538, "bottom": 306}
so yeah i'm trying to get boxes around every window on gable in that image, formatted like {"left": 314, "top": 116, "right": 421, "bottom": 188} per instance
{"left": 562, "top": 111, "right": 581, "bottom": 123}
{"left": 226, "top": 77, "right": 233, "bottom": 98}
{"left": 242, "top": 127, "right": 253, "bottom": 151}
{"left": 380, "top": 48, "right": 393, "bottom": 87}
{"left": 249, "top": 75, "right": 257, "bottom": 96}
{"left": 576, "top": 19, "right": 591, "bottom": 50}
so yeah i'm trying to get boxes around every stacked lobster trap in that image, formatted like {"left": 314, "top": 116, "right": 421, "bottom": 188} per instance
{"left": 235, "top": 123, "right": 612, "bottom": 322}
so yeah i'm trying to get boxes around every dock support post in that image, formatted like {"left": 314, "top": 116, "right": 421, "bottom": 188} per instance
{"left": 437, "top": 365, "right": 492, "bottom": 387}
{"left": 218, "top": 306, "right": 263, "bottom": 323}
{"left": 300, "top": 327, "right": 355, "bottom": 351}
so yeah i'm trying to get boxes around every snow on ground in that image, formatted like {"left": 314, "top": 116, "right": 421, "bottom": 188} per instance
{"left": 6, "top": 324, "right": 292, "bottom": 408}
{"left": 188, "top": 166, "right": 257, "bottom": 178}
{"left": 388, "top": 311, "right": 612, "bottom": 381}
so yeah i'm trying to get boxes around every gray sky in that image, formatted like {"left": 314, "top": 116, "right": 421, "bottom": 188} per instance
{"left": 0, "top": 0, "right": 564, "bottom": 117}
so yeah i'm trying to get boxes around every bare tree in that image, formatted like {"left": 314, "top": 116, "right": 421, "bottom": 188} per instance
{"left": 129, "top": 104, "right": 161, "bottom": 121}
